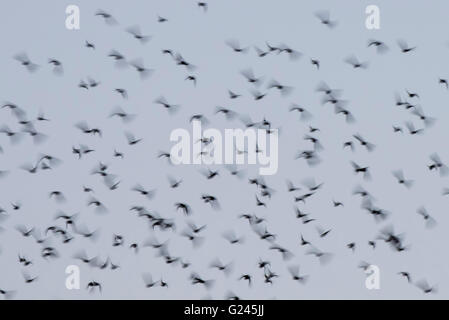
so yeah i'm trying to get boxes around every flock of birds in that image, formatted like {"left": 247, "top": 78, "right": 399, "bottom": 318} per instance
{"left": 0, "top": 2, "right": 447, "bottom": 299}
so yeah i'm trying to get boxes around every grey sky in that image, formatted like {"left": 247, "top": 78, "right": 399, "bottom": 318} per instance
{"left": 0, "top": 0, "right": 449, "bottom": 299}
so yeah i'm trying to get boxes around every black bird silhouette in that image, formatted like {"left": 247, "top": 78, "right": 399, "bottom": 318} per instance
{"left": 95, "top": 9, "right": 118, "bottom": 25}
{"left": 415, "top": 280, "right": 437, "bottom": 294}
{"left": 197, "top": 2, "right": 208, "bottom": 12}
{"left": 157, "top": 15, "right": 168, "bottom": 23}
{"left": 344, "top": 55, "right": 369, "bottom": 69}
{"left": 48, "top": 58, "right": 63, "bottom": 75}
{"left": 353, "top": 134, "right": 375, "bottom": 152}
{"left": 155, "top": 96, "right": 180, "bottom": 114}
{"left": 174, "top": 53, "right": 196, "bottom": 71}
{"left": 398, "top": 272, "right": 411, "bottom": 283}
{"left": 439, "top": 78, "right": 448, "bottom": 89}
{"left": 130, "top": 58, "right": 153, "bottom": 79}
{"left": 126, "top": 25, "right": 151, "bottom": 44}
{"left": 417, "top": 207, "right": 437, "bottom": 229}
{"left": 175, "top": 202, "right": 191, "bottom": 215}
{"left": 397, "top": 39, "right": 416, "bottom": 53}
{"left": 267, "top": 79, "right": 293, "bottom": 96}
{"left": 278, "top": 43, "right": 302, "bottom": 60}
{"left": 315, "top": 10, "right": 337, "bottom": 28}
{"left": 428, "top": 153, "right": 448, "bottom": 176}
{"left": 86, "top": 281, "right": 102, "bottom": 293}
{"left": 392, "top": 170, "right": 413, "bottom": 188}
{"left": 351, "top": 161, "right": 371, "bottom": 180}
{"left": 85, "top": 40, "right": 95, "bottom": 49}
{"left": 241, "top": 68, "right": 263, "bottom": 86}
{"left": 125, "top": 132, "right": 142, "bottom": 145}
{"left": 288, "top": 265, "right": 308, "bottom": 284}
{"left": 306, "top": 246, "right": 333, "bottom": 265}
{"left": 368, "top": 39, "right": 389, "bottom": 53}
{"left": 14, "top": 52, "right": 39, "bottom": 72}
{"left": 226, "top": 39, "right": 249, "bottom": 53}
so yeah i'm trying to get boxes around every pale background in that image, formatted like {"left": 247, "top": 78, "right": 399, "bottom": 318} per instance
{"left": 0, "top": 0, "right": 448, "bottom": 299}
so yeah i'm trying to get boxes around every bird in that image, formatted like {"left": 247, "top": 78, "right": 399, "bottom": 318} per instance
{"left": 398, "top": 272, "right": 411, "bottom": 283}
{"left": 108, "top": 50, "right": 127, "bottom": 68}
{"left": 333, "top": 200, "right": 344, "bottom": 207}
{"left": 239, "top": 274, "right": 252, "bottom": 286}
{"left": 86, "top": 281, "right": 102, "bottom": 293}
{"left": 267, "top": 79, "right": 293, "bottom": 96}
{"left": 126, "top": 25, "right": 151, "bottom": 44}
{"left": 428, "top": 153, "right": 448, "bottom": 176}
{"left": 316, "top": 226, "right": 331, "bottom": 238}
{"left": 22, "top": 271, "right": 38, "bottom": 284}
{"left": 417, "top": 207, "right": 437, "bottom": 229}
{"left": 306, "top": 246, "right": 333, "bottom": 265}
{"left": 155, "top": 96, "right": 180, "bottom": 114}
{"left": 439, "top": 78, "right": 448, "bottom": 89}
{"left": 311, "top": 59, "right": 320, "bottom": 69}
{"left": 95, "top": 9, "right": 117, "bottom": 25}
{"left": 300, "top": 234, "right": 310, "bottom": 246}
{"left": 130, "top": 59, "right": 153, "bottom": 79}
{"left": 142, "top": 273, "right": 159, "bottom": 288}
{"left": 132, "top": 184, "right": 155, "bottom": 199}
{"left": 85, "top": 40, "right": 95, "bottom": 49}
{"left": 254, "top": 46, "right": 270, "bottom": 57}
{"left": 344, "top": 55, "right": 369, "bottom": 69}
{"left": 185, "top": 75, "right": 197, "bottom": 86}
{"left": 351, "top": 161, "right": 371, "bottom": 180}
{"left": 392, "top": 170, "right": 414, "bottom": 188}
{"left": 241, "top": 68, "right": 263, "bottom": 86}
{"left": 315, "top": 10, "right": 337, "bottom": 28}
{"left": 290, "top": 104, "right": 312, "bottom": 121}
{"left": 397, "top": 39, "right": 416, "bottom": 53}
{"left": 197, "top": 2, "right": 208, "bottom": 12}
{"left": 415, "top": 280, "right": 437, "bottom": 294}
{"left": 210, "top": 258, "right": 233, "bottom": 276}
{"left": 125, "top": 132, "right": 142, "bottom": 145}
{"left": 14, "top": 52, "right": 39, "bottom": 72}
{"left": 250, "top": 89, "right": 267, "bottom": 101}
{"left": 405, "top": 121, "right": 424, "bottom": 135}
{"left": 347, "top": 242, "right": 356, "bottom": 252}
{"left": 278, "top": 44, "right": 302, "bottom": 60}
{"left": 48, "top": 58, "right": 63, "bottom": 75}
{"left": 175, "top": 202, "right": 191, "bottom": 215}
{"left": 226, "top": 39, "right": 249, "bottom": 53}
{"left": 367, "top": 39, "right": 389, "bottom": 53}
{"left": 157, "top": 15, "right": 168, "bottom": 23}
{"left": 353, "top": 134, "right": 375, "bottom": 152}
{"left": 286, "top": 180, "right": 301, "bottom": 192}
{"left": 222, "top": 230, "right": 244, "bottom": 245}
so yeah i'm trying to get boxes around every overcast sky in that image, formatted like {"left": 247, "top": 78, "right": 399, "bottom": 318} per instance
{"left": 1, "top": 0, "right": 449, "bottom": 299}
